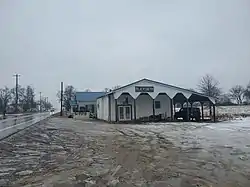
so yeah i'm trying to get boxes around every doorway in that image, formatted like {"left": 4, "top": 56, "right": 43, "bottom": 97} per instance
{"left": 118, "top": 105, "right": 132, "bottom": 121}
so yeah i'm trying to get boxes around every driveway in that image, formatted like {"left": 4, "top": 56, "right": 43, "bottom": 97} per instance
{"left": 0, "top": 117, "right": 250, "bottom": 186}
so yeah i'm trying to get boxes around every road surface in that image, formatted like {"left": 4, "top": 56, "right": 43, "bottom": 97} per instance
{"left": 0, "top": 117, "right": 250, "bottom": 186}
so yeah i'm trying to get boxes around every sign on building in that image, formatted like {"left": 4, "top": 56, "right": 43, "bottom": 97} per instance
{"left": 135, "top": 86, "right": 154, "bottom": 92}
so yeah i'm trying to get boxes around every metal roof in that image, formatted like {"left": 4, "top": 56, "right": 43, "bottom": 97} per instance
{"left": 75, "top": 92, "right": 105, "bottom": 102}
{"left": 97, "top": 78, "right": 215, "bottom": 103}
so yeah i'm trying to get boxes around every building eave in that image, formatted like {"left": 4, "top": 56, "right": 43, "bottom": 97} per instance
{"left": 97, "top": 78, "right": 215, "bottom": 102}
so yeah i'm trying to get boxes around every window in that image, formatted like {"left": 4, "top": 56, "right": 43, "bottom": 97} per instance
{"left": 155, "top": 101, "right": 161, "bottom": 109}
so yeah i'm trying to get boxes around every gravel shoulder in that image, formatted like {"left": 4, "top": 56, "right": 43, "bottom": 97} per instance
{"left": 1, "top": 117, "right": 250, "bottom": 186}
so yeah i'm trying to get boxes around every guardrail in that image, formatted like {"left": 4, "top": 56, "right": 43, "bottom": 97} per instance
{"left": 0, "top": 113, "right": 42, "bottom": 123}
{"left": 0, "top": 112, "right": 51, "bottom": 140}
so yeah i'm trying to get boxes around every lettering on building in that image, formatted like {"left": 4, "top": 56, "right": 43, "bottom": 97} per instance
{"left": 135, "top": 86, "right": 154, "bottom": 92}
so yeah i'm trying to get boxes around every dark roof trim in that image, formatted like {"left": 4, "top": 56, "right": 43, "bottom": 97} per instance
{"left": 97, "top": 78, "right": 214, "bottom": 100}
{"left": 144, "top": 78, "right": 213, "bottom": 99}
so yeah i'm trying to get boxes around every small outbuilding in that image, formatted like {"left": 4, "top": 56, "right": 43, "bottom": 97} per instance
{"left": 74, "top": 92, "right": 105, "bottom": 113}
{"left": 96, "top": 78, "right": 216, "bottom": 123}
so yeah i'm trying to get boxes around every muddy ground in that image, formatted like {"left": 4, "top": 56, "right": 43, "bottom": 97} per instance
{"left": 1, "top": 117, "right": 250, "bottom": 186}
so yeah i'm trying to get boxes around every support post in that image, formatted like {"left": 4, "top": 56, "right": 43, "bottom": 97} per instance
{"left": 173, "top": 101, "right": 176, "bottom": 120}
{"left": 115, "top": 99, "right": 118, "bottom": 122}
{"left": 209, "top": 102, "right": 212, "bottom": 118}
{"left": 201, "top": 102, "right": 204, "bottom": 121}
{"left": 170, "top": 99, "right": 173, "bottom": 121}
{"left": 186, "top": 99, "right": 189, "bottom": 121}
{"left": 152, "top": 99, "right": 155, "bottom": 121}
{"left": 134, "top": 99, "right": 136, "bottom": 121}
{"left": 213, "top": 104, "right": 216, "bottom": 122}
{"left": 173, "top": 100, "right": 176, "bottom": 120}
{"left": 190, "top": 102, "right": 193, "bottom": 121}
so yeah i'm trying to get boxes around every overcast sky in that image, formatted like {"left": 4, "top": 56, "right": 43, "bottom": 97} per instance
{"left": 1, "top": 0, "right": 250, "bottom": 107}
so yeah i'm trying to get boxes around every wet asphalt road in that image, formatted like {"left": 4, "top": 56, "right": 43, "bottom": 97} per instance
{"left": 0, "top": 117, "right": 250, "bottom": 186}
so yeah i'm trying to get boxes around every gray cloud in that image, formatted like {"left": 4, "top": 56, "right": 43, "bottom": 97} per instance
{"left": 1, "top": 0, "right": 250, "bottom": 107}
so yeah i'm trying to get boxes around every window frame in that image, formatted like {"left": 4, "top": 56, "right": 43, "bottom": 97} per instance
{"left": 155, "top": 101, "right": 161, "bottom": 109}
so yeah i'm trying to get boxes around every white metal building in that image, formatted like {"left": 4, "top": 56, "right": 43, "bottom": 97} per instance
{"left": 96, "top": 78, "right": 216, "bottom": 122}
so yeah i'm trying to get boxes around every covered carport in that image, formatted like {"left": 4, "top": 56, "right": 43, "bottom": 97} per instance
{"left": 173, "top": 93, "right": 216, "bottom": 122}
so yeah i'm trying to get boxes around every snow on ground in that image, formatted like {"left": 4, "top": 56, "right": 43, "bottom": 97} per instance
{"left": 217, "top": 105, "right": 250, "bottom": 116}
{"left": 1, "top": 117, "right": 250, "bottom": 186}
{"left": 176, "top": 105, "right": 250, "bottom": 119}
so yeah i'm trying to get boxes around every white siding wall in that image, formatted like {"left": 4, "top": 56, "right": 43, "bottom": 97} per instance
{"left": 97, "top": 96, "right": 109, "bottom": 121}
{"left": 154, "top": 94, "right": 171, "bottom": 118}
{"left": 110, "top": 95, "right": 116, "bottom": 121}
{"left": 97, "top": 93, "right": 171, "bottom": 122}
{"left": 97, "top": 98, "right": 102, "bottom": 119}
{"left": 135, "top": 94, "right": 171, "bottom": 119}
{"left": 103, "top": 96, "right": 109, "bottom": 121}
{"left": 136, "top": 94, "right": 153, "bottom": 118}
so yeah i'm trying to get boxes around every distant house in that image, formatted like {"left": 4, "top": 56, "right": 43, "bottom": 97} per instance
{"left": 71, "top": 92, "right": 105, "bottom": 113}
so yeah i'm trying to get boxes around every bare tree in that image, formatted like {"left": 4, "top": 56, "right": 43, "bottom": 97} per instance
{"left": 229, "top": 85, "right": 245, "bottom": 105}
{"left": 197, "top": 74, "right": 221, "bottom": 98}
{"left": 0, "top": 87, "right": 12, "bottom": 117}
{"left": 57, "top": 85, "right": 75, "bottom": 111}
{"left": 11, "top": 85, "right": 25, "bottom": 111}
{"left": 244, "top": 82, "right": 250, "bottom": 103}
{"left": 23, "top": 85, "right": 36, "bottom": 112}
{"left": 217, "top": 94, "right": 232, "bottom": 105}
{"left": 40, "top": 97, "right": 52, "bottom": 111}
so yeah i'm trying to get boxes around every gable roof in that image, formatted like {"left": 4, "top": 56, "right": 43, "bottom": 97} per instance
{"left": 97, "top": 78, "right": 215, "bottom": 101}
{"left": 75, "top": 92, "right": 105, "bottom": 102}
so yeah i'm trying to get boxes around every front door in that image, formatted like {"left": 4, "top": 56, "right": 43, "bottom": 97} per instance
{"left": 118, "top": 106, "right": 131, "bottom": 121}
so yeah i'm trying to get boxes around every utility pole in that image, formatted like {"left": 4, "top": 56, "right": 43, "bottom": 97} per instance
{"left": 39, "top": 92, "right": 42, "bottom": 112}
{"left": 60, "top": 82, "right": 64, "bottom": 116}
{"left": 46, "top": 97, "right": 48, "bottom": 111}
{"left": 13, "top": 74, "right": 20, "bottom": 113}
